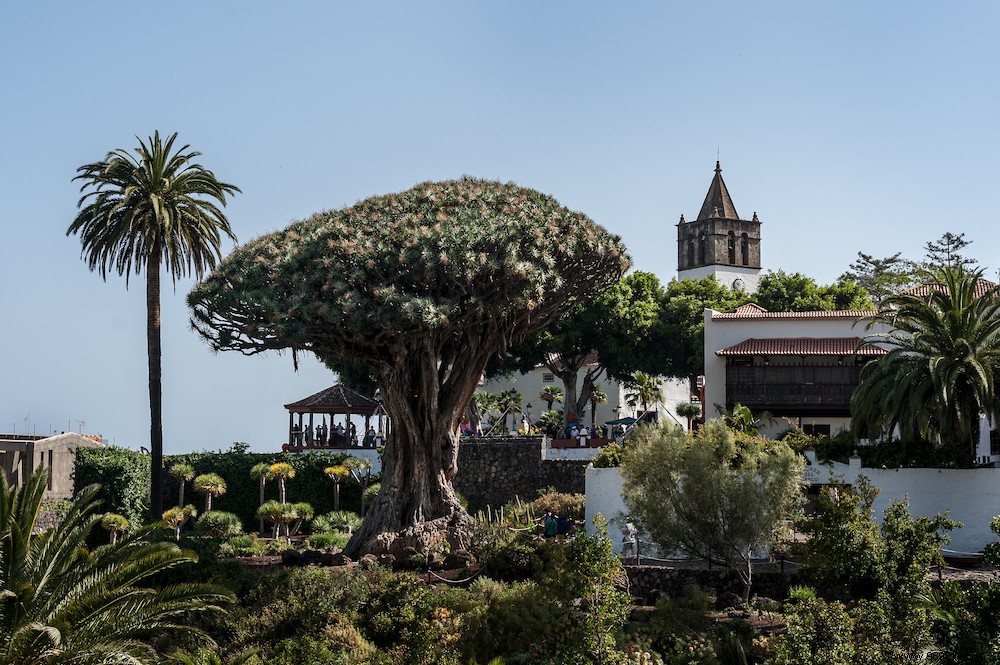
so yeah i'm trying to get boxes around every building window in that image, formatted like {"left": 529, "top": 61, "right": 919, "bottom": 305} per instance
{"left": 727, "top": 231, "right": 736, "bottom": 264}
{"left": 803, "top": 424, "right": 832, "bottom": 437}
{"left": 698, "top": 233, "right": 706, "bottom": 264}
{"left": 741, "top": 233, "right": 749, "bottom": 265}
{"left": 542, "top": 373, "right": 555, "bottom": 383}
{"left": 687, "top": 238, "right": 695, "bottom": 267}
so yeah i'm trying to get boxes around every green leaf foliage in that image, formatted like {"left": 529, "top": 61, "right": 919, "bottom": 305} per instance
{"left": 76, "top": 448, "right": 367, "bottom": 529}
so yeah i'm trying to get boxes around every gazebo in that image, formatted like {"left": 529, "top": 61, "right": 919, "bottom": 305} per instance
{"left": 283, "top": 384, "right": 386, "bottom": 450}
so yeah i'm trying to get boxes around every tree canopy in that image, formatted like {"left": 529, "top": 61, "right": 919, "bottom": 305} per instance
{"left": 754, "top": 270, "right": 875, "bottom": 312}
{"left": 851, "top": 266, "right": 1000, "bottom": 467}
{"left": 188, "top": 178, "right": 628, "bottom": 555}
{"left": 621, "top": 421, "right": 805, "bottom": 601}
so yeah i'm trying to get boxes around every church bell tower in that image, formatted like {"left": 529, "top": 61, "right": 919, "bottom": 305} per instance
{"left": 676, "top": 161, "right": 762, "bottom": 292}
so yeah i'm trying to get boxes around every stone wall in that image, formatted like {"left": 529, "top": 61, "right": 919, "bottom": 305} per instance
{"left": 454, "top": 438, "right": 588, "bottom": 508}
{"left": 624, "top": 564, "right": 797, "bottom": 604}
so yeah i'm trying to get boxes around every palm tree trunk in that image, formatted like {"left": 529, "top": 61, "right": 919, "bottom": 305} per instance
{"left": 178, "top": 482, "right": 185, "bottom": 508}
{"left": 147, "top": 250, "right": 164, "bottom": 522}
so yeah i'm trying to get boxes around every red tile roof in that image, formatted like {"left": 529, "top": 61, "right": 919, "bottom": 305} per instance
{"left": 715, "top": 337, "right": 888, "bottom": 357}
{"left": 712, "top": 308, "right": 875, "bottom": 320}
{"left": 899, "top": 279, "right": 997, "bottom": 299}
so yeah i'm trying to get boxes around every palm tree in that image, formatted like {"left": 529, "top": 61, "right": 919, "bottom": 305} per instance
{"left": 625, "top": 372, "right": 663, "bottom": 419}
{"left": 169, "top": 462, "right": 195, "bottom": 507}
{"left": 193, "top": 473, "right": 227, "bottom": 512}
{"left": 163, "top": 505, "right": 197, "bottom": 541}
{"left": 100, "top": 512, "right": 129, "bottom": 545}
{"left": 250, "top": 462, "right": 274, "bottom": 535}
{"left": 852, "top": 266, "right": 1000, "bottom": 467}
{"left": 325, "top": 464, "right": 350, "bottom": 511}
{"left": 589, "top": 385, "right": 608, "bottom": 428}
{"left": 269, "top": 462, "right": 296, "bottom": 504}
{"left": 498, "top": 388, "right": 522, "bottom": 432}
{"left": 676, "top": 402, "right": 702, "bottom": 431}
{"left": 0, "top": 468, "right": 230, "bottom": 664}
{"left": 68, "top": 131, "right": 240, "bottom": 521}
{"left": 539, "top": 385, "right": 563, "bottom": 411}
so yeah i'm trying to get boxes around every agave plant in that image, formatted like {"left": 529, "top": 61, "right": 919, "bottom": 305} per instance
{"left": 0, "top": 467, "right": 232, "bottom": 664}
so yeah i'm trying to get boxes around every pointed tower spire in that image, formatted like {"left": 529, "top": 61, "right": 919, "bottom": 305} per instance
{"left": 697, "top": 161, "right": 740, "bottom": 221}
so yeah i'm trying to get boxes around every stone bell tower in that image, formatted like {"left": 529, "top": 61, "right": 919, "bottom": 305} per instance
{"left": 676, "top": 161, "right": 762, "bottom": 292}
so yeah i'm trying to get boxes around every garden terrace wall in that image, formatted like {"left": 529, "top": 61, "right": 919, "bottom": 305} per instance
{"left": 454, "top": 437, "right": 588, "bottom": 509}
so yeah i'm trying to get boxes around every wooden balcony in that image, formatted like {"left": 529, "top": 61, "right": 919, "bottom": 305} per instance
{"left": 725, "top": 365, "right": 862, "bottom": 416}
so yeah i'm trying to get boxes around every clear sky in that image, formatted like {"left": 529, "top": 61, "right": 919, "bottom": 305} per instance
{"left": 1, "top": 3, "right": 997, "bottom": 453}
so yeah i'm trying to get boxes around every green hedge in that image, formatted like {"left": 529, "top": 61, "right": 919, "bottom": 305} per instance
{"left": 75, "top": 447, "right": 373, "bottom": 530}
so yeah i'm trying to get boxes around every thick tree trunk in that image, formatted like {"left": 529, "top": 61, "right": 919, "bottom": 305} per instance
{"left": 344, "top": 347, "right": 476, "bottom": 558}
{"left": 147, "top": 252, "right": 164, "bottom": 522}
{"left": 178, "top": 482, "right": 185, "bottom": 509}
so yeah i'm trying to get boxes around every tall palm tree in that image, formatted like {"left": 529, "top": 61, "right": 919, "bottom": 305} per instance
{"left": 0, "top": 467, "right": 231, "bottom": 664}
{"left": 68, "top": 131, "right": 240, "bottom": 521}
{"left": 498, "top": 388, "right": 522, "bottom": 432}
{"left": 589, "top": 385, "right": 608, "bottom": 428}
{"left": 625, "top": 372, "right": 663, "bottom": 419}
{"left": 539, "top": 385, "right": 563, "bottom": 411}
{"left": 852, "top": 267, "right": 1000, "bottom": 467}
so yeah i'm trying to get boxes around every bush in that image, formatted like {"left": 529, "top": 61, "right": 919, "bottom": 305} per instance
{"left": 529, "top": 487, "right": 585, "bottom": 521}
{"left": 593, "top": 442, "right": 624, "bottom": 468}
{"left": 306, "top": 532, "right": 349, "bottom": 550}
{"left": 74, "top": 447, "right": 149, "bottom": 529}
{"left": 312, "top": 510, "right": 363, "bottom": 535}
{"left": 219, "top": 534, "right": 266, "bottom": 558}
{"left": 193, "top": 511, "right": 244, "bottom": 540}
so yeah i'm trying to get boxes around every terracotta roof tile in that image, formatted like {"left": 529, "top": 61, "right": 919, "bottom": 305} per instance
{"left": 715, "top": 337, "right": 887, "bottom": 357}
{"left": 712, "top": 309, "right": 875, "bottom": 321}
{"left": 899, "top": 279, "right": 997, "bottom": 299}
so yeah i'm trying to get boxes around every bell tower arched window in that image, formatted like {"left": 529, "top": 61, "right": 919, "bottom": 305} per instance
{"left": 741, "top": 233, "right": 749, "bottom": 265}
{"left": 727, "top": 231, "right": 736, "bottom": 264}
{"left": 698, "top": 233, "right": 706, "bottom": 265}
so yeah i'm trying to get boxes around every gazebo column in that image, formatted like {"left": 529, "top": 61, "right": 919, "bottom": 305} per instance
{"left": 308, "top": 413, "right": 315, "bottom": 447}
{"left": 288, "top": 412, "right": 294, "bottom": 446}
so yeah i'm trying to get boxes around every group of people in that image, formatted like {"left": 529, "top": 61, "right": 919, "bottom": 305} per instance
{"left": 541, "top": 511, "right": 573, "bottom": 539}
{"left": 546, "top": 423, "right": 625, "bottom": 440}
{"left": 291, "top": 422, "right": 381, "bottom": 448}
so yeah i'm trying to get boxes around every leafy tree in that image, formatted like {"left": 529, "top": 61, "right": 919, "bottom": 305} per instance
{"left": 539, "top": 385, "right": 563, "bottom": 411}
{"left": 923, "top": 231, "right": 977, "bottom": 271}
{"left": 0, "top": 469, "right": 230, "bottom": 664}
{"left": 100, "top": 512, "right": 129, "bottom": 545}
{"left": 468, "top": 391, "right": 500, "bottom": 436}
{"left": 754, "top": 270, "right": 874, "bottom": 312}
{"left": 193, "top": 473, "right": 227, "bottom": 512}
{"left": 840, "top": 251, "right": 918, "bottom": 303}
{"left": 188, "top": 178, "right": 628, "bottom": 557}
{"left": 495, "top": 271, "right": 671, "bottom": 422}
{"left": 852, "top": 266, "right": 1000, "bottom": 467}
{"left": 660, "top": 275, "right": 747, "bottom": 378}
{"left": 68, "top": 131, "right": 239, "bottom": 521}
{"left": 169, "top": 462, "right": 195, "bottom": 508}
{"left": 620, "top": 421, "right": 805, "bottom": 602}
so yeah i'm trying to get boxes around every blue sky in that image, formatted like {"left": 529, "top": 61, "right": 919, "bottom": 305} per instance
{"left": 1, "top": 3, "right": 997, "bottom": 453}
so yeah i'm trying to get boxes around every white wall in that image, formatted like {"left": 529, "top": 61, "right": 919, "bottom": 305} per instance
{"left": 586, "top": 451, "right": 1000, "bottom": 554}
{"left": 678, "top": 264, "right": 761, "bottom": 293}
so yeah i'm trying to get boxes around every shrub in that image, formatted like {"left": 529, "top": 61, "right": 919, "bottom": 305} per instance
{"left": 193, "top": 511, "right": 244, "bottom": 540}
{"left": 529, "top": 487, "right": 585, "bottom": 521}
{"left": 306, "top": 532, "right": 349, "bottom": 550}
{"left": 312, "top": 510, "right": 363, "bottom": 535}
{"left": 593, "top": 442, "right": 624, "bottom": 468}
{"left": 74, "top": 447, "right": 149, "bottom": 529}
{"left": 219, "top": 534, "right": 266, "bottom": 557}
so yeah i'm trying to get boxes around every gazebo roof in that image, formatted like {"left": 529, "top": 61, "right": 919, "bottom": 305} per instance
{"left": 284, "top": 384, "right": 378, "bottom": 414}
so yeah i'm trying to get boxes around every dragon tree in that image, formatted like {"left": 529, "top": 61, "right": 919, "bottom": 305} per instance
{"left": 188, "top": 178, "right": 628, "bottom": 556}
